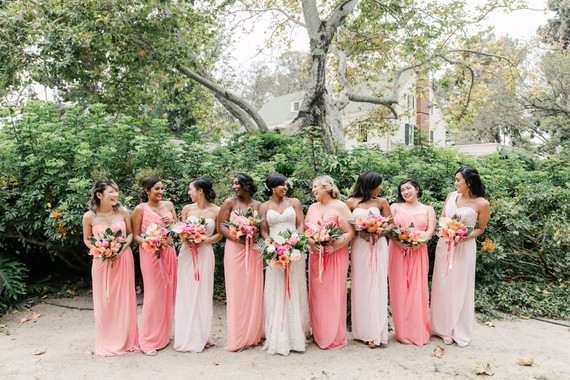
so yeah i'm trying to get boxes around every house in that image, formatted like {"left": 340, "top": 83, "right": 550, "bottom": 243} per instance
{"left": 258, "top": 71, "right": 447, "bottom": 150}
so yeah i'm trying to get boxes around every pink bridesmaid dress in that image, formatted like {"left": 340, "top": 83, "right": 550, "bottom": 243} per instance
{"left": 307, "top": 204, "right": 349, "bottom": 350}
{"left": 138, "top": 203, "right": 177, "bottom": 353}
{"left": 388, "top": 210, "right": 430, "bottom": 346}
{"left": 350, "top": 207, "right": 389, "bottom": 346}
{"left": 224, "top": 213, "right": 263, "bottom": 351}
{"left": 91, "top": 221, "right": 139, "bottom": 356}
{"left": 174, "top": 217, "right": 216, "bottom": 352}
{"left": 430, "top": 192, "right": 479, "bottom": 346}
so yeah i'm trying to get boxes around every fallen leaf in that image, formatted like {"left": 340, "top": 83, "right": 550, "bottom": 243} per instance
{"left": 516, "top": 355, "right": 533, "bottom": 366}
{"left": 66, "top": 289, "right": 76, "bottom": 296}
{"left": 136, "top": 286, "right": 142, "bottom": 295}
{"left": 474, "top": 362, "right": 494, "bottom": 376}
{"left": 213, "top": 361, "right": 219, "bottom": 366}
{"left": 483, "top": 322, "right": 495, "bottom": 328}
{"left": 32, "top": 349, "right": 46, "bottom": 356}
{"left": 20, "top": 317, "right": 31, "bottom": 323}
{"left": 12, "top": 310, "right": 18, "bottom": 314}
{"left": 32, "top": 312, "right": 41, "bottom": 319}
{"left": 432, "top": 345, "right": 445, "bottom": 358}
{"left": 535, "top": 285, "right": 541, "bottom": 292}
{"left": 519, "top": 315, "right": 530, "bottom": 320}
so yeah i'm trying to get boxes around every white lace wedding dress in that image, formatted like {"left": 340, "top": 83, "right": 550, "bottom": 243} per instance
{"left": 263, "top": 206, "right": 311, "bottom": 355}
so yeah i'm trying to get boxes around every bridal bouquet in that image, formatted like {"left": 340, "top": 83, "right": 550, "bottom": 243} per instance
{"left": 305, "top": 222, "right": 345, "bottom": 282}
{"left": 89, "top": 227, "right": 126, "bottom": 264}
{"left": 257, "top": 229, "right": 308, "bottom": 269}
{"left": 353, "top": 213, "right": 392, "bottom": 235}
{"left": 172, "top": 219, "right": 208, "bottom": 281}
{"left": 141, "top": 223, "right": 174, "bottom": 259}
{"left": 392, "top": 223, "right": 430, "bottom": 256}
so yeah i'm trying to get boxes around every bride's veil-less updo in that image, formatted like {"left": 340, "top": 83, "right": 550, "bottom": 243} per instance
{"left": 264, "top": 174, "right": 287, "bottom": 197}
{"left": 234, "top": 173, "right": 258, "bottom": 195}
{"left": 456, "top": 166, "right": 486, "bottom": 198}
{"left": 88, "top": 179, "right": 122, "bottom": 212}
{"left": 313, "top": 175, "right": 340, "bottom": 199}
{"left": 349, "top": 170, "right": 383, "bottom": 203}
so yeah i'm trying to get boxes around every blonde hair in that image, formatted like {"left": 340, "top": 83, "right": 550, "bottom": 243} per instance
{"left": 313, "top": 175, "right": 340, "bottom": 199}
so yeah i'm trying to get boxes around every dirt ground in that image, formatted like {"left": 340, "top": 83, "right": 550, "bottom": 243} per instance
{"left": 1, "top": 295, "right": 569, "bottom": 380}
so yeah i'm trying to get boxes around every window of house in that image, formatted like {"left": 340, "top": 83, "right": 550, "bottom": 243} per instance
{"left": 291, "top": 101, "right": 300, "bottom": 112}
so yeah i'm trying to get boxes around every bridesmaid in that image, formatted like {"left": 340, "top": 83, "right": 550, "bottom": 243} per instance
{"left": 259, "top": 174, "right": 310, "bottom": 356}
{"left": 132, "top": 176, "right": 177, "bottom": 356}
{"left": 218, "top": 173, "right": 263, "bottom": 351}
{"left": 306, "top": 175, "right": 355, "bottom": 350}
{"left": 346, "top": 170, "right": 392, "bottom": 348}
{"left": 82, "top": 180, "right": 139, "bottom": 356}
{"left": 431, "top": 166, "right": 490, "bottom": 347}
{"left": 174, "top": 178, "right": 222, "bottom": 352}
{"left": 388, "top": 179, "right": 436, "bottom": 346}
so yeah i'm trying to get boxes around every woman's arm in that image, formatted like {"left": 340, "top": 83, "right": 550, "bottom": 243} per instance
{"left": 425, "top": 205, "right": 437, "bottom": 238}
{"left": 198, "top": 205, "right": 223, "bottom": 247}
{"left": 82, "top": 212, "right": 94, "bottom": 250}
{"left": 122, "top": 207, "right": 133, "bottom": 247}
{"left": 387, "top": 203, "right": 409, "bottom": 250}
{"left": 217, "top": 198, "right": 236, "bottom": 242}
{"left": 377, "top": 198, "right": 393, "bottom": 238}
{"left": 259, "top": 202, "right": 269, "bottom": 240}
{"left": 292, "top": 198, "right": 305, "bottom": 234}
{"left": 131, "top": 205, "right": 144, "bottom": 245}
{"left": 460, "top": 198, "right": 490, "bottom": 243}
{"left": 326, "top": 201, "right": 355, "bottom": 253}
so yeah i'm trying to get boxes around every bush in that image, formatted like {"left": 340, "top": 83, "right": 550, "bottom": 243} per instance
{"left": 1, "top": 101, "right": 568, "bottom": 317}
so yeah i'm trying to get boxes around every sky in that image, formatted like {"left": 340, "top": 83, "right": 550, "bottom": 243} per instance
{"left": 229, "top": 0, "right": 554, "bottom": 71}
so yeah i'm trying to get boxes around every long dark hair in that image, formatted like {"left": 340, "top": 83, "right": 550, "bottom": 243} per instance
{"left": 456, "top": 166, "right": 485, "bottom": 197}
{"left": 234, "top": 173, "right": 258, "bottom": 195}
{"left": 191, "top": 177, "right": 216, "bottom": 202}
{"left": 397, "top": 178, "right": 423, "bottom": 202}
{"left": 140, "top": 176, "right": 161, "bottom": 202}
{"left": 264, "top": 173, "right": 287, "bottom": 197}
{"left": 349, "top": 170, "right": 383, "bottom": 203}
{"left": 88, "top": 179, "right": 121, "bottom": 212}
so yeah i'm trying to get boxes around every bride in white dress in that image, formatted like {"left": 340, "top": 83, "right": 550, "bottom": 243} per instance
{"left": 259, "top": 174, "right": 311, "bottom": 355}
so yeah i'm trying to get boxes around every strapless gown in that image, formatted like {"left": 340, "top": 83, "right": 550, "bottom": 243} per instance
{"left": 174, "top": 217, "right": 216, "bottom": 352}
{"left": 350, "top": 207, "right": 389, "bottom": 346}
{"left": 431, "top": 192, "right": 479, "bottom": 346}
{"left": 91, "top": 221, "right": 139, "bottom": 356}
{"left": 263, "top": 206, "right": 311, "bottom": 355}
{"left": 388, "top": 210, "right": 430, "bottom": 346}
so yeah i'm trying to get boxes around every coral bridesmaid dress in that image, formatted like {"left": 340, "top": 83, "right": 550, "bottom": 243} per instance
{"left": 431, "top": 192, "right": 479, "bottom": 346}
{"left": 350, "top": 207, "right": 389, "bottom": 346}
{"left": 174, "top": 217, "right": 216, "bottom": 352}
{"left": 388, "top": 210, "right": 430, "bottom": 346}
{"left": 138, "top": 203, "right": 177, "bottom": 353}
{"left": 224, "top": 213, "right": 264, "bottom": 351}
{"left": 91, "top": 221, "right": 139, "bottom": 356}
{"left": 306, "top": 204, "right": 349, "bottom": 350}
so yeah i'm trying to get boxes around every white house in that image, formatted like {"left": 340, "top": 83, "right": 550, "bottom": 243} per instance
{"left": 258, "top": 71, "right": 447, "bottom": 150}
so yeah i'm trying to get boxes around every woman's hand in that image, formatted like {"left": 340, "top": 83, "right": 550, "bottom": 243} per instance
{"left": 161, "top": 215, "right": 173, "bottom": 225}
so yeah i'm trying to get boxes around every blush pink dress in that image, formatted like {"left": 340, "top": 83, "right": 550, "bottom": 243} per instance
{"left": 430, "top": 192, "right": 479, "bottom": 346}
{"left": 174, "top": 217, "right": 216, "bottom": 352}
{"left": 138, "top": 203, "right": 177, "bottom": 353}
{"left": 350, "top": 207, "right": 389, "bottom": 346}
{"left": 306, "top": 204, "right": 349, "bottom": 350}
{"left": 388, "top": 210, "right": 430, "bottom": 346}
{"left": 224, "top": 212, "right": 263, "bottom": 351}
{"left": 91, "top": 221, "right": 139, "bottom": 356}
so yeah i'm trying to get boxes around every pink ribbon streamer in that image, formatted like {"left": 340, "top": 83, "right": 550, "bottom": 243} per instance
{"left": 244, "top": 234, "right": 253, "bottom": 275}
{"left": 444, "top": 241, "right": 455, "bottom": 277}
{"left": 318, "top": 245, "right": 328, "bottom": 283}
{"left": 191, "top": 245, "right": 200, "bottom": 281}
{"left": 104, "top": 261, "right": 110, "bottom": 304}
{"left": 369, "top": 235, "right": 378, "bottom": 273}
{"left": 157, "top": 247, "right": 171, "bottom": 288}
{"left": 281, "top": 264, "right": 291, "bottom": 331}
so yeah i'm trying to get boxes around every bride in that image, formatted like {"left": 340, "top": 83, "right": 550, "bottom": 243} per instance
{"left": 259, "top": 174, "right": 311, "bottom": 355}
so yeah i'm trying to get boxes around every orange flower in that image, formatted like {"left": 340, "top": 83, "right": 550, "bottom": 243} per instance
{"left": 440, "top": 230, "right": 450, "bottom": 241}
{"left": 273, "top": 261, "right": 285, "bottom": 269}
{"left": 398, "top": 232, "right": 409, "bottom": 241}
{"left": 193, "top": 233, "right": 203, "bottom": 243}
{"left": 279, "top": 255, "right": 290, "bottom": 265}
{"left": 367, "top": 225, "right": 377, "bottom": 233}
{"left": 305, "top": 228, "right": 315, "bottom": 238}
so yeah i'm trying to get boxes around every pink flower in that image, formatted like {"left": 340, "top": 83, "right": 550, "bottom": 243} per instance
{"left": 101, "top": 240, "right": 109, "bottom": 248}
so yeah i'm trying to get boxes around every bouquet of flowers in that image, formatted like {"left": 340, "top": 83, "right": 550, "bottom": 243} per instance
{"left": 438, "top": 216, "right": 473, "bottom": 276}
{"left": 257, "top": 229, "right": 308, "bottom": 269}
{"left": 172, "top": 219, "right": 209, "bottom": 281}
{"left": 305, "top": 222, "right": 345, "bottom": 282}
{"left": 353, "top": 213, "right": 392, "bottom": 235}
{"left": 392, "top": 223, "right": 430, "bottom": 256}
{"left": 141, "top": 223, "right": 174, "bottom": 260}
{"left": 222, "top": 208, "right": 264, "bottom": 273}
{"left": 89, "top": 227, "right": 126, "bottom": 264}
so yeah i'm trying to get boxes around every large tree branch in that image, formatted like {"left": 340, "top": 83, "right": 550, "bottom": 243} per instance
{"left": 301, "top": 0, "right": 322, "bottom": 38}
{"left": 325, "top": 0, "right": 359, "bottom": 40}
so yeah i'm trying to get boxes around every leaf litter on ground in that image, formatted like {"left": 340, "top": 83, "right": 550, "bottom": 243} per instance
{"left": 475, "top": 362, "right": 494, "bottom": 376}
